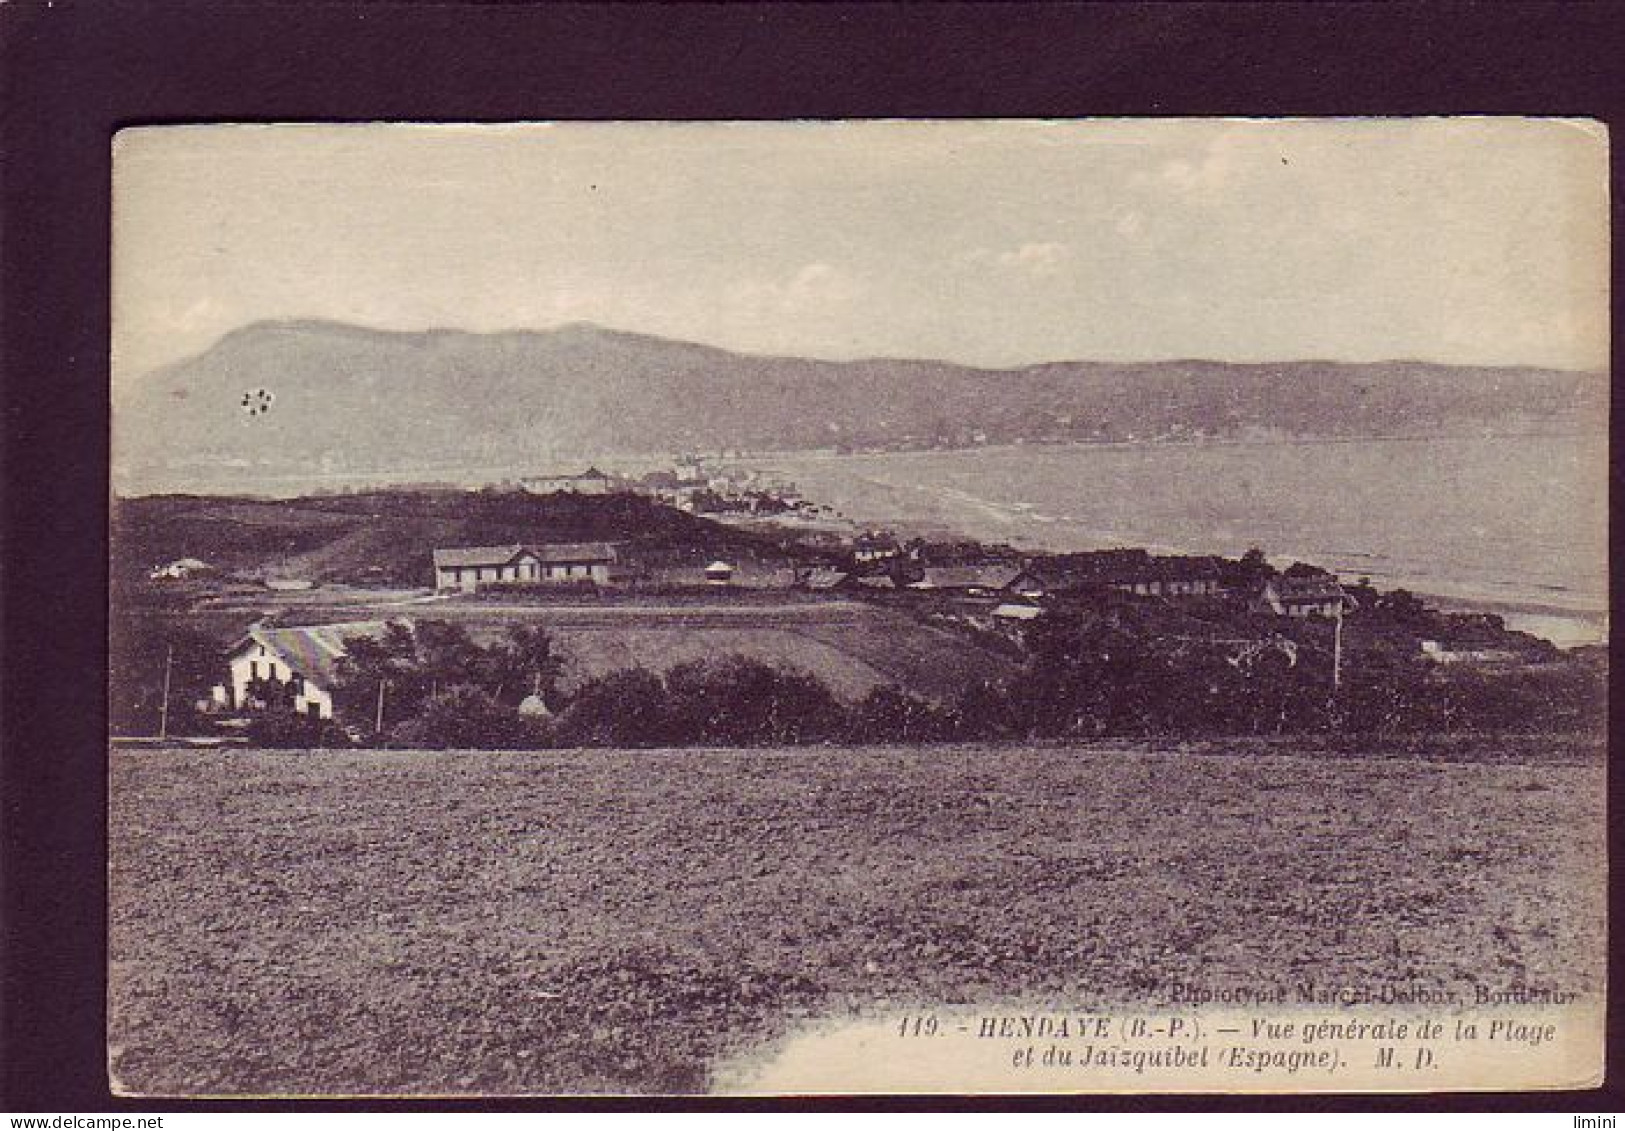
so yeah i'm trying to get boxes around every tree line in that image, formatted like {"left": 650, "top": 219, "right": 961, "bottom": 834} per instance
{"left": 234, "top": 612, "right": 1602, "bottom": 749}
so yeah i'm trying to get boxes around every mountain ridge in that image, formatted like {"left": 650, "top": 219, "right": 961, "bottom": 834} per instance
{"left": 115, "top": 320, "right": 1608, "bottom": 493}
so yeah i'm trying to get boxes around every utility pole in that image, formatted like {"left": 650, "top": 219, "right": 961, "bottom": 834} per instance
{"left": 375, "top": 678, "right": 388, "bottom": 735}
{"left": 157, "top": 643, "right": 174, "bottom": 741}
{"left": 1332, "top": 607, "right": 1344, "bottom": 690}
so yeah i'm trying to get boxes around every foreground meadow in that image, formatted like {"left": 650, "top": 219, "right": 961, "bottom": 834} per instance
{"left": 108, "top": 739, "right": 1605, "bottom": 1095}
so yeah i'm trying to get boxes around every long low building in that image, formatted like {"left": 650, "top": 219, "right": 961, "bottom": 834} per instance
{"left": 433, "top": 542, "right": 618, "bottom": 592}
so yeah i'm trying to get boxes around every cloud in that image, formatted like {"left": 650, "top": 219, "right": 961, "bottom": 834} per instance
{"left": 959, "top": 241, "right": 1071, "bottom": 278}
{"left": 172, "top": 296, "right": 222, "bottom": 330}
{"left": 784, "top": 262, "right": 856, "bottom": 304}
{"left": 729, "top": 261, "right": 862, "bottom": 315}
{"left": 1131, "top": 131, "right": 1246, "bottom": 201}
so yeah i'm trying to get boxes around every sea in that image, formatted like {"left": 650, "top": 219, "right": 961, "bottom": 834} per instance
{"left": 757, "top": 433, "right": 1609, "bottom": 647}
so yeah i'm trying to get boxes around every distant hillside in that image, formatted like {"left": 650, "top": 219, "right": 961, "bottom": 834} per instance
{"left": 114, "top": 319, "right": 1606, "bottom": 492}
{"left": 111, "top": 490, "right": 787, "bottom": 587}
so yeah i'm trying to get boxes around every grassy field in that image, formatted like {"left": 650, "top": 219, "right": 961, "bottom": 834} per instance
{"left": 108, "top": 738, "right": 1606, "bottom": 1096}
{"left": 134, "top": 594, "right": 1019, "bottom": 705}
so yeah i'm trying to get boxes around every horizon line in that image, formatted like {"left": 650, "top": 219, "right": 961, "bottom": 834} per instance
{"left": 117, "top": 314, "right": 1612, "bottom": 382}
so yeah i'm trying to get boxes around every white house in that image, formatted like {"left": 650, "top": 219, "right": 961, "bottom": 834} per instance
{"left": 225, "top": 621, "right": 392, "bottom": 720}
{"left": 149, "top": 557, "right": 211, "bottom": 580}
{"left": 434, "top": 542, "right": 618, "bottom": 592}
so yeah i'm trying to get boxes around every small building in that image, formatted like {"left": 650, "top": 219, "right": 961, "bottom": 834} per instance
{"left": 226, "top": 621, "right": 393, "bottom": 720}
{"left": 1005, "top": 569, "right": 1055, "bottom": 600}
{"left": 1252, "top": 577, "right": 1355, "bottom": 619}
{"left": 908, "top": 564, "right": 1024, "bottom": 596}
{"left": 149, "top": 557, "right": 211, "bottom": 581}
{"left": 991, "top": 602, "right": 1042, "bottom": 622}
{"left": 520, "top": 467, "right": 615, "bottom": 496}
{"left": 1419, "top": 640, "right": 1520, "bottom": 665}
{"left": 704, "top": 560, "right": 734, "bottom": 585}
{"left": 852, "top": 533, "right": 901, "bottom": 564}
{"left": 798, "top": 567, "right": 850, "bottom": 591}
{"left": 1112, "top": 556, "right": 1225, "bottom": 598}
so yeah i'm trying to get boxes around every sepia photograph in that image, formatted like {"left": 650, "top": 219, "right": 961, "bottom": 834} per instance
{"left": 106, "top": 119, "right": 1607, "bottom": 1096}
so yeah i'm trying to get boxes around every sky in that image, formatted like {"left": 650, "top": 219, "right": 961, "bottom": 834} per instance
{"left": 112, "top": 119, "right": 1609, "bottom": 382}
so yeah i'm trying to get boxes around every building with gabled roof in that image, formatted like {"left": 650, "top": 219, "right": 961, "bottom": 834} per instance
{"left": 434, "top": 545, "right": 543, "bottom": 592}
{"left": 908, "top": 564, "right": 1024, "bottom": 595}
{"left": 1251, "top": 576, "right": 1355, "bottom": 618}
{"left": 798, "top": 567, "right": 850, "bottom": 591}
{"left": 434, "top": 542, "right": 617, "bottom": 592}
{"left": 226, "top": 620, "right": 397, "bottom": 720}
{"left": 1007, "top": 552, "right": 1225, "bottom": 600}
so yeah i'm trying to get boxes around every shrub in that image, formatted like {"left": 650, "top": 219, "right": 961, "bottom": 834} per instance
{"left": 848, "top": 685, "right": 955, "bottom": 743}
{"left": 245, "top": 707, "right": 351, "bottom": 749}
{"left": 663, "top": 656, "right": 844, "bottom": 745}
{"left": 386, "top": 684, "right": 526, "bottom": 749}
{"left": 554, "top": 668, "right": 673, "bottom": 747}
{"left": 948, "top": 678, "right": 1026, "bottom": 741}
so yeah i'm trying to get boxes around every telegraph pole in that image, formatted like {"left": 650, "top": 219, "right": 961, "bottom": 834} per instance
{"left": 157, "top": 643, "right": 174, "bottom": 741}
{"left": 1332, "top": 607, "right": 1344, "bottom": 690}
{"left": 375, "top": 679, "right": 388, "bottom": 735}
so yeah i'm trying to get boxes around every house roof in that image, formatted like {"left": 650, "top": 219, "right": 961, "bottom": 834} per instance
{"left": 434, "top": 544, "right": 532, "bottom": 570}
{"left": 235, "top": 620, "right": 397, "bottom": 688}
{"left": 434, "top": 542, "right": 617, "bottom": 569}
{"left": 1271, "top": 577, "right": 1351, "bottom": 603}
{"left": 802, "top": 567, "right": 849, "bottom": 590}
{"left": 1018, "top": 552, "right": 1225, "bottom": 590}
{"left": 1151, "top": 555, "right": 1226, "bottom": 581}
{"left": 992, "top": 602, "right": 1042, "bottom": 620}
{"left": 912, "top": 565, "right": 1024, "bottom": 591}
{"left": 535, "top": 541, "right": 617, "bottom": 564}
{"left": 522, "top": 467, "right": 612, "bottom": 485}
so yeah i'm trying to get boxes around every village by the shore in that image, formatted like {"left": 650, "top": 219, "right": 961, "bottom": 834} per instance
{"left": 113, "top": 459, "right": 1603, "bottom": 750}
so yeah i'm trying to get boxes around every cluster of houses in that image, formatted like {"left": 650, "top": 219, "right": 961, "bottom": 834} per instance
{"left": 788, "top": 541, "right": 1356, "bottom": 620}
{"left": 516, "top": 463, "right": 822, "bottom": 521}
{"left": 427, "top": 533, "right": 1359, "bottom": 623}
{"left": 210, "top": 542, "right": 1362, "bottom": 728}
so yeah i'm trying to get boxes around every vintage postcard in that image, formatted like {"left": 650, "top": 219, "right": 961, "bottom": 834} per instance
{"left": 108, "top": 119, "right": 1607, "bottom": 1096}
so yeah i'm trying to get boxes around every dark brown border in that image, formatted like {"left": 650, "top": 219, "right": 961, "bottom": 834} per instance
{"left": 2, "top": 0, "right": 1621, "bottom": 1113}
